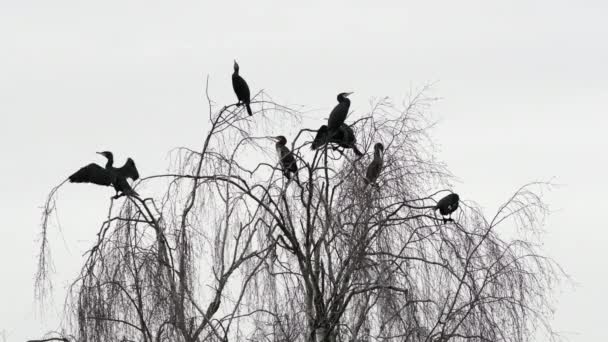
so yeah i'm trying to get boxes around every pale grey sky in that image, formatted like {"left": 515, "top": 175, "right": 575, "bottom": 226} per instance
{"left": 1, "top": 1, "right": 607, "bottom": 341}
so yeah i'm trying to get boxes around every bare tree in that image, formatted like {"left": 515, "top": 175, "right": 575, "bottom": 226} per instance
{"left": 36, "top": 83, "right": 563, "bottom": 342}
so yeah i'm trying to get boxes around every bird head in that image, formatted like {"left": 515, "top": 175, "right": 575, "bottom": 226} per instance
{"left": 233, "top": 60, "right": 240, "bottom": 72}
{"left": 96, "top": 151, "right": 113, "bottom": 160}
{"left": 273, "top": 135, "right": 288, "bottom": 146}
{"left": 337, "top": 92, "right": 353, "bottom": 102}
{"left": 374, "top": 142, "right": 385, "bottom": 158}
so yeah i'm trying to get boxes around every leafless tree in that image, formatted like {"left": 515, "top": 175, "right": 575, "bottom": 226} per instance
{"left": 35, "top": 83, "right": 563, "bottom": 342}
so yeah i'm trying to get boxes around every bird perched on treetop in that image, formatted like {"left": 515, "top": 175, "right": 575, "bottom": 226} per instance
{"left": 69, "top": 151, "right": 140, "bottom": 199}
{"left": 311, "top": 125, "right": 330, "bottom": 150}
{"left": 231, "top": 60, "right": 252, "bottom": 116}
{"left": 434, "top": 193, "right": 460, "bottom": 223}
{"left": 327, "top": 92, "right": 353, "bottom": 130}
{"left": 273, "top": 136, "right": 299, "bottom": 185}
{"left": 330, "top": 124, "right": 364, "bottom": 157}
{"left": 310, "top": 124, "right": 363, "bottom": 157}
{"left": 364, "top": 143, "right": 385, "bottom": 185}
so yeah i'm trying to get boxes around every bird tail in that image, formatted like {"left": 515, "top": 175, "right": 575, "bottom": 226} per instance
{"left": 245, "top": 103, "right": 252, "bottom": 116}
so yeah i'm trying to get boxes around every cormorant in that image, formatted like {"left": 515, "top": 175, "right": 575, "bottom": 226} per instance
{"left": 434, "top": 193, "right": 460, "bottom": 223}
{"left": 274, "top": 136, "right": 299, "bottom": 183}
{"left": 231, "top": 60, "right": 252, "bottom": 116}
{"left": 330, "top": 124, "right": 364, "bottom": 157}
{"left": 364, "top": 143, "right": 385, "bottom": 184}
{"left": 69, "top": 151, "right": 140, "bottom": 198}
{"left": 311, "top": 125, "right": 329, "bottom": 150}
{"left": 327, "top": 92, "right": 353, "bottom": 130}
{"left": 310, "top": 124, "right": 363, "bottom": 156}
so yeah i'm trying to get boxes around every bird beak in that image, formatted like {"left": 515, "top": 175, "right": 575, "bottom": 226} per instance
{"left": 96, "top": 152, "right": 103, "bottom": 155}
{"left": 344, "top": 92, "right": 354, "bottom": 97}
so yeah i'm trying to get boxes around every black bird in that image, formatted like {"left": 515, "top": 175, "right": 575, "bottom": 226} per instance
{"left": 274, "top": 136, "right": 299, "bottom": 183}
{"left": 364, "top": 143, "right": 385, "bottom": 185}
{"left": 330, "top": 124, "right": 364, "bottom": 157}
{"left": 231, "top": 60, "right": 252, "bottom": 116}
{"left": 434, "top": 193, "right": 460, "bottom": 223}
{"left": 69, "top": 151, "right": 140, "bottom": 198}
{"left": 310, "top": 124, "right": 363, "bottom": 156}
{"left": 311, "top": 125, "right": 330, "bottom": 150}
{"left": 327, "top": 92, "right": 353, "bottom": 130}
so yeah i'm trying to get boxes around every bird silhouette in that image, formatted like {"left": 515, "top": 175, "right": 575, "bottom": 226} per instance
{"left": 327, "top": 92, "right": 353, "bottom": 130}
{"left": 310, "top": 124, "right": 363, "bottom": 157}
{"left": 274, "top": 136, "right": 299, "bottom": 184}
{"left": 364, "top": 143, "right": 385, "bottom": 185}
{"left": 311, "top": 125, "right": 330, "bottom": 150}
{"left": 69, "top": 151, "right": 139, "bottom": 198}
{"left": 330, "top": 124, "right": 364, "bottom": 157}
{"left": 434, "top": 193, "right": 460, "bottom": 223}
{"left": 232, "top": 60, "right": 252, "bottom": 116}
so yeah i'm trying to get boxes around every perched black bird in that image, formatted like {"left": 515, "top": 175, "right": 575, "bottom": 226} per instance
{"left": 330, "top": 124, "right": 364, "bottom": 157}
{"left": 364, "top": 143, "right": 385, "bottom": 184}
{"left": 311, "top": 125, "right": 330, "bottom": 150}
{"left": 310, "top": 124, "right": 363, "bottom": 156}
{"left": 434, "top": 193, "right": 460, "bottom": 223}
{"left": 274, "top": 136, "right": 299, "bottom": 183}
{"left": 69, "top": 151, "right": 140, "bottom": 198}
{"left": 98, "top": 151, "right": 139, "bottom": 182}
{"left": 231, "top": 60, "right": 252, "bottom": 116}
{"left": 327, "top": 92, "right": 353, "bottom": 130}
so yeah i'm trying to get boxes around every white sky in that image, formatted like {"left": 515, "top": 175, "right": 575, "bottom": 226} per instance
{"left": 1, "top": 1, "right": 607, "bottom": 341}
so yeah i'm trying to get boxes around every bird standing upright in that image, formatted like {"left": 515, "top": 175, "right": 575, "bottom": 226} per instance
{"left": 231, "top": 60, "right": 252, "bottom": 116}
{"left": 364, "top": 143, "right": 385, "bottom": 184}
{"left": 327, "top": 92, "right": 353, "bottom": 130}
{"left": 274, "top": 136, "right": 299, "bottom": 184}
{"left": 69, "top": 151, "right": 140, "bottom": 198}
{"left": 434, "top": 193, "right": 460, "bottom": 223}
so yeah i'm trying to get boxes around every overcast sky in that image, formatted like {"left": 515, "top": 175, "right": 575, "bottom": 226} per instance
{"left": 1, "top": 1, "right": 607, "bottom": 341}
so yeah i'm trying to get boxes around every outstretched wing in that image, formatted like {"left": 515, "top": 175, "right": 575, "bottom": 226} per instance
{"left": 117, "top": 158, "right": 139, "bottom": 181}
{"left": 114, "top": 176, "right": 139, "bottom": 197}
{"left": 69, "top": 163, "right": 114, "bottom": 186}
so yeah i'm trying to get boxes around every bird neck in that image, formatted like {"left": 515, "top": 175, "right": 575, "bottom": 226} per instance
{"left": 105, "top": 156, "right": 114, "bottom": 169}
{"left": 374, "top": 149, "right": 383, "bottom": 161}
